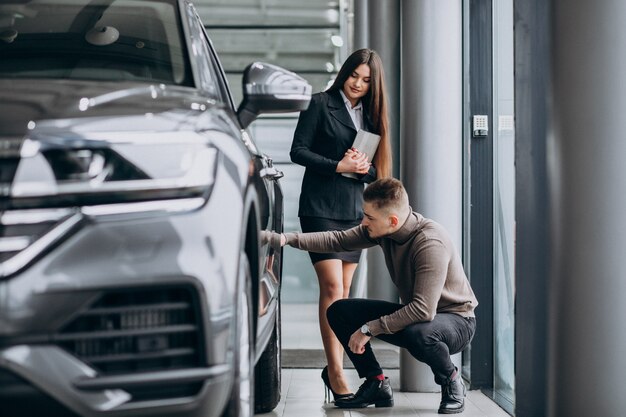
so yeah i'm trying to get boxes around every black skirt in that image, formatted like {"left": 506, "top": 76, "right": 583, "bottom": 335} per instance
{"left": 299, "top": 216, "right": 362, "bottom": 264}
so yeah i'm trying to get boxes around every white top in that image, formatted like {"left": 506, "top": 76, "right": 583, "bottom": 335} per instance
{"left": 339, "top": 90, "right": 363, "bottom": 131}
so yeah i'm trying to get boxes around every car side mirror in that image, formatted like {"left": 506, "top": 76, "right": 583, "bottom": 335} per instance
{"left": 237, "top": 62, "right": 312, "bottom": 129}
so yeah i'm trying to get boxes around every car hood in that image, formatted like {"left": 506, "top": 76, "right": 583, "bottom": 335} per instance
{"left": 0, "top": 79, "right": 216, "bottom": 137}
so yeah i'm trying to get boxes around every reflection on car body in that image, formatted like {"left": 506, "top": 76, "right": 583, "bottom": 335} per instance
{"left": 0, "top": 1, "right": 311, "bottom": 416}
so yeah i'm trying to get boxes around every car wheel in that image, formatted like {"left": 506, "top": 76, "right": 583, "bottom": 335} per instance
{"left": 254, "top": 296, "right": 281, "bottom": 413}
{"left": 222, "top": 253, "right": 255, "bottom": 417}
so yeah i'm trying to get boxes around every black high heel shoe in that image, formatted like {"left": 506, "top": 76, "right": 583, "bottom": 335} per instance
{"left": 321, "top": 366, "right": 353, "bottom": 403}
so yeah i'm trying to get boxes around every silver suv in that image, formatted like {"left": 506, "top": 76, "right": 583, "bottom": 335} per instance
{"left": 0, "top": 1, "right": 311, "bottom": 416}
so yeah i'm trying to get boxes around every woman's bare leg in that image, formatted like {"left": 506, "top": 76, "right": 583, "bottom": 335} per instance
{"left": 342, "top": 261, "right": 358, "bottom": 298}
{"left": 314, "top": 259, "right": 359, "bottom": 395}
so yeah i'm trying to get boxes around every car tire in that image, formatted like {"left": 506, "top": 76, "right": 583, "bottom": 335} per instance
{"left": 253, "top": 294, "right": 281, "bottom": 413}
{"left": 222, "top": 253, "right": 255, "bottom": 417}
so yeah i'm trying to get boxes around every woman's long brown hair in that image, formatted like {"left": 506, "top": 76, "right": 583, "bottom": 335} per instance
{"left": 328, "top": 48, "right": 392, "bottom": 179}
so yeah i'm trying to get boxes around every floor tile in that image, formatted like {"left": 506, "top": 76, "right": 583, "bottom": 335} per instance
{"left": 266, "top": 303, "right": 511, "bottom": 417}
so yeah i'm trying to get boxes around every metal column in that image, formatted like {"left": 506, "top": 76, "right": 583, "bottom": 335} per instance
{"left": 400, "top": 0, "right": 463, "bottom": 392}
{"left": 363, "top": 0, "right": 401, "bottom": 304}
{"left": 352, "top": 0, "right": 368, "bottom": 50}
{"left": 367, "top": 0, "right": 401, "bottom": 178}
{"left": 549, "top": 1, "right": 626, "bottom": 415}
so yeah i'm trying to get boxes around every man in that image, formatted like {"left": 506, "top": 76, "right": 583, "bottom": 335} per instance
{"left": 278, "top": 178, "right": 478, "bottom": 414}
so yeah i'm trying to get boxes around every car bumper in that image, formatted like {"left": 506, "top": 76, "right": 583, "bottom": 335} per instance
{"left": 0, "top": 345, "right": 231, "bottom": 417}
{"left": 0, "top": 194, "right": 245, "bottom": 416}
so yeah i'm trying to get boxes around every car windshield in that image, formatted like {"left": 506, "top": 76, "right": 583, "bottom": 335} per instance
{"left": 0, "top": 0, "right": 193, "bottom": 86}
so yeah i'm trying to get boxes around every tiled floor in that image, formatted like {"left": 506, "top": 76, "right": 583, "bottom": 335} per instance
{"left": 260, "top": 303, "right": 511, "bottom": 417}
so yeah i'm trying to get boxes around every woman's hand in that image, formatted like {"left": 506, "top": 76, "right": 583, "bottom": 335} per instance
{"left": 336, "top": 148, "right": 371, "bottom": 174}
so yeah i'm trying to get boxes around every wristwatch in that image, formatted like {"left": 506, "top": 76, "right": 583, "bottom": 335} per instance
{"left": 360, "top": 324, "right": 372, "bottom": 337}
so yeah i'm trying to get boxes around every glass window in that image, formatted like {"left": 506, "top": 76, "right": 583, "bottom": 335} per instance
{"left": 204, "top": 0, "right": 346, "bottom": 303}
{"left": 0, "top": 0, "right": 192, "bottom": 86}
{"left": 493, "top": 0, "right": 516, "bottom": 411}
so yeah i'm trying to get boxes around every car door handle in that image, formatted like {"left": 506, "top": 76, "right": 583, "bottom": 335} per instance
{"left": 260, "top": 167, "right": 284, "bottom": 179}
{"left": 260, "top": 155, "right": 283, "bottom": 179}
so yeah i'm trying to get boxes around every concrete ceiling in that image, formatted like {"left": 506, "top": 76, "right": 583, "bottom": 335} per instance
{"left": 195, "top": 0, "right": 342, "bottom": 27}
{"left": 194, "top": 0, "right": 349, "bottom": 102}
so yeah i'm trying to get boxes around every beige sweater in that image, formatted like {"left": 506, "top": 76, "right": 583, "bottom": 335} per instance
{"left": 284, "top": 212, "right": 478, "bottom": 336}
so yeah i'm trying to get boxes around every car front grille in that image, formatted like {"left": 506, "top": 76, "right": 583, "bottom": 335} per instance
{"left": 56, "top": 287, "right": 204, "bottom": 375}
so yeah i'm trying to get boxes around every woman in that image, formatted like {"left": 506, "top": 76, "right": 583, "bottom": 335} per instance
{"left": 289, "top": 48, "right": 392, "bottom": 401}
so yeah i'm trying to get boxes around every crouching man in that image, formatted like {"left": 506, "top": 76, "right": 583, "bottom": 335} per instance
{"left": 278, "top": 178, "right": 478, "bottom": 414}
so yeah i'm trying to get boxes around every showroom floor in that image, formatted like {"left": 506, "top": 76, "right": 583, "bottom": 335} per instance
{"left": 257, "top": 304, "right": 511, "bottom": 417}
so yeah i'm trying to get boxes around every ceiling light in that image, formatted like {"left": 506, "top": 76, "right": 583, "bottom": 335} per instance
{"left": 331, "top": 35, "right": 343, "bottom": 47}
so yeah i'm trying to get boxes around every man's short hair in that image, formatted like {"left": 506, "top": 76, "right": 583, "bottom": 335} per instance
{"left": 363, "top": 178, "right": 409, "bottom": 213}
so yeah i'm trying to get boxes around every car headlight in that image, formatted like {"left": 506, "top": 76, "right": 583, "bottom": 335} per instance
{"left": 1, "top": 134, "right": 218, "bottom": 278}
{"left": 8, "top": 134, "right": 218, "bottom": 210}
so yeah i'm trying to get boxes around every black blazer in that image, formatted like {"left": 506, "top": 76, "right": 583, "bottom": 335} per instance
{"left": 290, "top": 89, "right": 377, "bottom": 220}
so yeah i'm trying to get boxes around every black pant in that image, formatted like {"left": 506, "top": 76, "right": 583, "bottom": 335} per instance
{"left": 327, "top": 298, "right": 476, "bottom": 385}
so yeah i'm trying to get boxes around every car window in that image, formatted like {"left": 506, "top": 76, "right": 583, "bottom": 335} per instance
{"left": 201, "top": 28, "right": 235, "bottom": 109}
{"left": 0, "top": 0, "right": 193, "bottom": 86}
{"left": 182, "top": 6, "right": 225, "bottom": 102}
